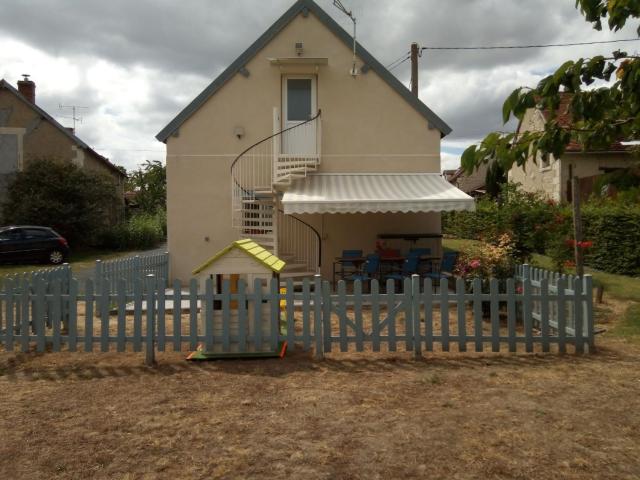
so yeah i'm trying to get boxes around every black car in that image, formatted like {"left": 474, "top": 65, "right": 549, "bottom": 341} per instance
{"left": 0, "top": 226, "right": 70, "bottom": 264}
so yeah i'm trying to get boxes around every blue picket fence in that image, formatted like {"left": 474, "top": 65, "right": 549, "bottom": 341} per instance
{"left": 0, "top": 264, "right": 595, "bottom": 358}
{"left": 95, "top": 252, "right": 169, "bottom": 294}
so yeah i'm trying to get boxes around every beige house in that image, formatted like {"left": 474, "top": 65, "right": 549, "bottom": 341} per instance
{"left": 157, "top": 0, "right": 473, "bottom": 282}
{"left": 0, "top": 76, "right": 125, "bottom": 212}
{"left": 509, "top": 94, "right": 635, "bottom": 202}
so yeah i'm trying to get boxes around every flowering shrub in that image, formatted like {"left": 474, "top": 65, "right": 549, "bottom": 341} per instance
{"left": 455, "top": 234, "right": 517, "bottom": 282}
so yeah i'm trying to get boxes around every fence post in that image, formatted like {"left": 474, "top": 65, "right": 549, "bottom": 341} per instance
{"left": 313, "top": 274, "right": 323, "bottom": 360}
{"left": 133, "top": 256, "right": 142, "bottom": 289}
{"left": 411, "top": 274, "right": 421, "bottom": 359}
{"left": 145, "top": 274, "right": 157, "bottom": 366}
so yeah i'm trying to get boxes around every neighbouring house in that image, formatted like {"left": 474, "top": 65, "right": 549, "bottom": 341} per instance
{"left": 156, "top": 0, "right": 474, "bottom": 282}
{"left": 0, "top": 76, "right": 126, "bottom": 216}
{"left": 509, "top": 93, "right": 636, "bottom": 202}
{"left": 445, "top": 163, "right": 489, "bottom": 198}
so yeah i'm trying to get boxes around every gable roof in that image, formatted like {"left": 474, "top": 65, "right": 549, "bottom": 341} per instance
{"left": 0, "top": 79, "right": 125, "bottom": 177}
{"left": 192, "top": 239, "right": 286, "bottom": 275}
{"left": 156, "top": 0, "right": 451, "bottom": 143}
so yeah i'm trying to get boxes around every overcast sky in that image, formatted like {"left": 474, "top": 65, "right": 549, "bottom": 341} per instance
{"left": 1, "top": 0, "right": 638, "bottom": 172}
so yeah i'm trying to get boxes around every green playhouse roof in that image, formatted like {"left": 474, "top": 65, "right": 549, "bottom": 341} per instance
{"left": 192, "top": 239, "right": 286, "bottom": 275}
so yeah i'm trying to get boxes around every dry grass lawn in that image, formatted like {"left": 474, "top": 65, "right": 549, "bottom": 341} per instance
{"left": 1, "top": 296, "right": 640, "bottom": 479}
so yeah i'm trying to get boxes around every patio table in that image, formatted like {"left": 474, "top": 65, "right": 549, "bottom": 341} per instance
{"left": 333, "top": 256, "right": 368, "bottom": 285}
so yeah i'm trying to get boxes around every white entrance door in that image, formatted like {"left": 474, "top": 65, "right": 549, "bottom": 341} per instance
{"left": 282, "top": 76, "right": 317, "bottom": 155}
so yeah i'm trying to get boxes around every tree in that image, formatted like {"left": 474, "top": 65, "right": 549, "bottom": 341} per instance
{"left": 126, "top": 160, "right": 166, "bottom": 214}
{"left": 462, "top": 1, "right": 640, "bottom": 275}
{"left": 2, "top": 158, "right": 120, "bottom": 246}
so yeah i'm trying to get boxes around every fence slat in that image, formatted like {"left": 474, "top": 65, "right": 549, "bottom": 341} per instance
{"left": 371, "top": 279, "right": 380, "bottom": 352}
{"left": 456, "top": 278, "right": 466, "bottom": 352}
{"left": 270, "top": 278, "right": 279, "bottom": 352}
{"left": 133, "top": 278, "right": 142, "bottom": 352}
{"left": 68, "top": 279, "right": 78, "bottom": 352}
{"left": 440, "top": 278, "right": 450, "bottom": 352}
{"left": 540, "top": 278, "right": 550, "bottom": 353}
{"left": 322, "top": 280, "right": 332, "bottom": 353}
{"left": 52, "top": 279, "right": 62, "bottom": 352}
{"left": 145, "top": 275, "right": 156, "bottom": 365}
{"left": 423, "top": 278, "right": 433, "bottom": 352}
{"left": 404, "top": 277, "right": 413, "bottom": 352}
{"left": 573, "top": 277, "right": 584, "bottom": 354}
{"left": 35, "top": 277, "right": 46, "bottom": 353}
{"left": 238, "top": 279, "right": 248, "bottom": 352}
{"left": 221, "top": 278, "right": 230, "bottom": 352}
{"left": 472, "top": 278, "right": 482, "bottom": 352}
{"left": 205, "top": 277, "right": 215, "bottom": 351}
{"left": 20, "top": 279, "right": 29, "bottom": 352}
{"left": 116, "top": 279, "right": 126, "bottom": 352}
{"left": 284, "top": 279, "right": 294, "bottom": 350}
{"left": 490, "top": 278, "right": 499, "bottom": 353}
{"left": 189, "top": 279, "right": 198, "bottom": 351}
{"left": 354, "top": 279, "right": 363, "bottom": 352}
{"left": 411, "top": 275, "right": 421, "bottom": 358}
{"left": 302, "top": 278, "right": 311, "bottom": 351}
{"left": 506, "top": 278, "right": 516, "bottom": 353}
{"left": 157, "top": 281, "right": 166, "bottom": 352}
{"left": 172, "top": 280, "right": 182, "bottom": 351}
{"left": 313, "top": 275, "right": 322, "bottom": 359}
{"left": 522, "top": 266, "right": 533, "bottom": 353}
{"left": 584, "top": 275, "right": 594, "bottom": 351}
{"left": 100, "top": 276, "right": 110, "bottom": 352}
{"left": 557, "top": 277, "right": 566, "bottom": 353}
{"left": 84, "top": 279, "right": 94, "bottom": 353}
{"left": 4, "top": 279, "right": 14, "bottom": 351}
{"left": 337, "top": 280, "right": 348, "bottom": 352}
{"left": 386, "top": 279, "right": 396, "bottom": 352}
{"left": 254, "top": 278, "right": 263, "bottom": 352}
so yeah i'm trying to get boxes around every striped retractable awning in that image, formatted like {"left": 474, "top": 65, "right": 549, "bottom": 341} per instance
{"left": 281, "top": 173, "right": 475, "bottom": 214}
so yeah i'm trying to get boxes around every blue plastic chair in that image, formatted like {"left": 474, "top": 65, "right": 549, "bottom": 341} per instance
{"left": 408, "top": 248, "right": 431, "bottom": 257}
{"left": 345, "top": 254, "right": 380, "bottom": 292}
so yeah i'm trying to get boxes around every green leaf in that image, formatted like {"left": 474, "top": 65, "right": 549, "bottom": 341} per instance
{"left": 502, "top": 89, "right": 519, "bottom": 124}
{"left": 461, "top": 145, "right": 478, "bottom": 174}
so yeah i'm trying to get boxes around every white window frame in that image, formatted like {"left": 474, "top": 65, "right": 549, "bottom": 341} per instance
{"left": 0, "top": 127, "right": 26, "bottom": 171}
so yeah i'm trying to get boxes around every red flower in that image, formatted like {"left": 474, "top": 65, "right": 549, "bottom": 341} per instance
{"left": 565, "top": 239, "right": 576, "bottom": 247}
{"left": 516, "top": 286, "right": 523, "bottom": 294}
{"left": 578, "top": 241, "right": 593, "bottom": 249}
{"left": 564, "top": 260, "right": 576, "bottom": 268}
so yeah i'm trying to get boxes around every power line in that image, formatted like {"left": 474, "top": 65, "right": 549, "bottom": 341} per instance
{"left": 388, "top": 55, "right": 410, "bottom": 71}
{"left": 385, "top": 51, "right": 410, "bottom": 69}
{"left": 420, "top": 38, "right": 640, "bottom": 51}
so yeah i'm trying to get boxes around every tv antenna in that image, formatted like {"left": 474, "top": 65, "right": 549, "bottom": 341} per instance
{"left": 333, "top": 0, "right": 358, "bottom": 76}
{"left": 58, "top": 104, "right": 88, "bottom": 132}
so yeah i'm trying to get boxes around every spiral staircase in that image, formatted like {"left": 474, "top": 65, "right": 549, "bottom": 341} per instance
{"left": 230, "top": 108, "right": 322, "bottom": 281}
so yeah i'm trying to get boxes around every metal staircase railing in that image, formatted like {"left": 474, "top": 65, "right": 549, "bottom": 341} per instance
{"left": 230, "top": 109, "right": 322, "bottom": 270}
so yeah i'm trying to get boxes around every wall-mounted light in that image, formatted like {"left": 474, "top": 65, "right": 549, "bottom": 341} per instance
{"left": 234, "top": 126, "right": 245, "bottom": 139}
{"left": 295, "top": 42, "right": 304, "bottom": 56}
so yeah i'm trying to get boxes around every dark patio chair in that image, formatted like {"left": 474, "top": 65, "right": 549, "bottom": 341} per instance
{"left": 424, "top": 252, "right": 458, "bottom": 289}
{"left": 384, "top": 254, "right": 421, "bottom": 288}
{"left": 334, "top": 249, "right": 363, "bottom": 284}
{"left": 345, "top": 253, "right": 380, "bottom": 292}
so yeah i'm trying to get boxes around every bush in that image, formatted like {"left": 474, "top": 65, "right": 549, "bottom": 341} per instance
{"left": 444, "top": 183, "right": 640, "bottom": 276}
{"left": 2, "top": 158, "right": 120, "bottom": 246}
{"left": 96, "top": 211, "right": 165, "bottom": 250}
{"left": 444, "top": 184, "right": 560, "bottom": 260}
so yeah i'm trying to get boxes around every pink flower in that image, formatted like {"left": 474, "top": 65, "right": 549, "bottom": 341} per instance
{"left": 470, "top": 259, "right": 481, "bottom": 269}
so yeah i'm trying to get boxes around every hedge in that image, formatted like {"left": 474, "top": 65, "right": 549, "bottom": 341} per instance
{"left": 443, "top": 188, "right": 640, "bottom": 276}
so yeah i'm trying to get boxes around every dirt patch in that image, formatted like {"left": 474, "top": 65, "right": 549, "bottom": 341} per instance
{"left": 1, "top": 297, "right": 639, "bottom": 479}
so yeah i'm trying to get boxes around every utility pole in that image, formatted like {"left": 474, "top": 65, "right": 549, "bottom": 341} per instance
{"left": 410, "top": 42, "right": 419, "bottom": 96}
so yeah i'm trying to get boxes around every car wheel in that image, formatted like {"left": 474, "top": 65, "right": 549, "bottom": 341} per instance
{"left": 49, "top": 249, "right": 65, "bottom": 264}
